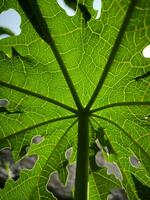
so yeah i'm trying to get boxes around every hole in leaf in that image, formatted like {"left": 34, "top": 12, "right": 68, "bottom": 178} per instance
{"left": 105, "top": 162, "right": 123, "bottom": 181}
{"left": 0, "top": 148, "right": 13, "bottom": 188}
{"left": 57, "top": 0, "right": 76, "bottom": 16}
{"left": 64, "top": 0, "right": 77, "bottom": 11}
{"left": 144, "top": 115, "right": 149, "bottom": 120}
{"left": 12, "top": 155, "right": 38, "bottom": 182}
{"left": 89, "top": 140, "right": 101, "bottom": 171}
{"left": 0, "top": 8, "right": 21, "bottom": 40}
{"left": 107, "top": 188, "right": 128, "bottom": 200}
{"left": 129, "top": 155, "right": 141, "bottom": 168}
{"left": 95, "top": 151, "right": 105, "bottom": 167}
{"left": 142, "top": 45, "right": 150, "bottom": 58}
{"left": 48, "top": 171, "right": 74, "bottom": 200}
{"left": 47, "top": 164, "right": 76, "bottom": 200}
{"left": 0, "top": 97, "right": 23, "bottom": 114}
{"left": 93, "top": 0, "right": 102, "bottom": 19}
{"left": 0, "top": 99, "right": 10, "bottom": 113}
{"left": 95, "top": 151, "right": 123, "bottom": 181}
{"left": 0, "top": 99, "right": 9, "bottom": 107}
{"left": 47, "top": 148, "right": 76, "bottom": 199}
{"left": 57, "top": 0, "right": 101, "bottom": 21}
{"left": 32, "top": 135, "right": 44, "bottom": 144}
{"left": 0, "top": 147, "right": 37, "bottom": 188}
{"left": 91, "top": 126, "right": 123, "bottom": 181}
{"left": 18, "top": 155, "right": 37, "bottom": 170}
{"left": 89, "top": 126, "right": 115, "bottom": 172}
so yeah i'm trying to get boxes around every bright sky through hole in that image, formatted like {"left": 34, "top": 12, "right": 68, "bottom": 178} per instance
{"left": 0, "top": 8, "right": 21, "bottom": 39}
{"left": 93, "top": 0, "right": 102, "bottom": 19}
{"left": 57, "top": 0, "right": 76, "bottom": 16}
{"left": 0, "top": 1, "right": 150, "bottom": 58}
{"left": 142, "top": 45, "right": 150, "bottom": 58}
{"left": 0, "top": 0, "right": 101, "bottom": 40}
{"left": 57, "top": 0, "right": 102, "bottom": 19}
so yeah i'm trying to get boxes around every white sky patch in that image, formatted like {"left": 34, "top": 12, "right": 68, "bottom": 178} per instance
{"left": 57, "top": 0, "right": 102, "bottom": 19}
{"left": 93, "top": 0, "right": 102, "bottom": 19}
{"left": 57, "top": 0, "right": 76, "bottom": 16}
{"left": 142, "top": 44, "right": 150, "bottom": 58}
{"left": 0, "top": 33, "right": 10, "bottom": 39}
{"left": 0, "top": 8, "right": 21, "bottom": 39}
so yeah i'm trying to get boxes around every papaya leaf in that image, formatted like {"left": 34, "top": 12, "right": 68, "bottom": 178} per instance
{"left": 0, "top": 0, "right": 150, "bottom": 199}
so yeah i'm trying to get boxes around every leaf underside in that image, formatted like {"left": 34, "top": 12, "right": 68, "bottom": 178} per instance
{"left": 0, "top": 0, "right": 150, "bottom": 200}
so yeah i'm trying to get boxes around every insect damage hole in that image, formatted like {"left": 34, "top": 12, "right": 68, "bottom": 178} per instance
{"left": 32, "top": 135, "right": 44, "bottom": 144}
{"left": 0, "top": 98, "right": 11, "bottom": 114}
{"left": 0, "top": 99, "right": 9, "bottom": 107}
{"left": 93, "top": 0, "right": 102, "bottom": 19}
{"left": 0, "top": 8, "right": 21, "bottom": 40}
{"left": 57, "top": 0, "right": 77, "bottom": 16}
{"left": 47, "top": 147, "right": 76, "bottom": 199}
{"left": 142, "top": 44, "right": 150, "bottom": 58}
{"left": 144, "top": 115, "right": 149, "bottom": 120}
{"left": 0, "top": 148, "right": 37, "bottom": 188}
{"left": 107, "top": 188, "right": 128, "bottom": 200}
{"left": 129, "top": 155, "right": 141, "bottom": 168}
{"left": 95, "top": 151, "right": 123, "bottom": 181}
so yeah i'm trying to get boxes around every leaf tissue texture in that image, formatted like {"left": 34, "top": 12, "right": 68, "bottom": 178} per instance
{"left": 0, "top": 0, "right": 150, "bottom": 200}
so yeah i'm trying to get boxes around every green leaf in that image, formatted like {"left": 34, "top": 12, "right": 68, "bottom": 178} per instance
{"left": 0, "top": 27, "right": 15, "bottom": 37}
{"left": 0, "top": 0, "right": 150, "bottom": 199}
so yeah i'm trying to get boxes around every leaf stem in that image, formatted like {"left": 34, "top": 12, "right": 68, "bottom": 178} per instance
{"left": 74, "top": 112, "right": 89, "bottom": 200}
{"left": 85, "top": 0, "right": 138, "bottom": 111}
{"left": 91, "top": 114, "right": 150, "bottom": 173}
{"left": 0, "top": 114, "right": 77, "bottom": 143}
{"left": 17, "top": 0, "right": 83, "bottom": 112}
{"left": 90, "top": 101, "right": 150, "bottom": 113}
{"left": 0, "top": 81, "right": 78, "bottom": 114}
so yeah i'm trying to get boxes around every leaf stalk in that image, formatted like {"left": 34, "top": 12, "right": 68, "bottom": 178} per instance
{"left": 74, "top": 112, "right": 89, "bottom": 200}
